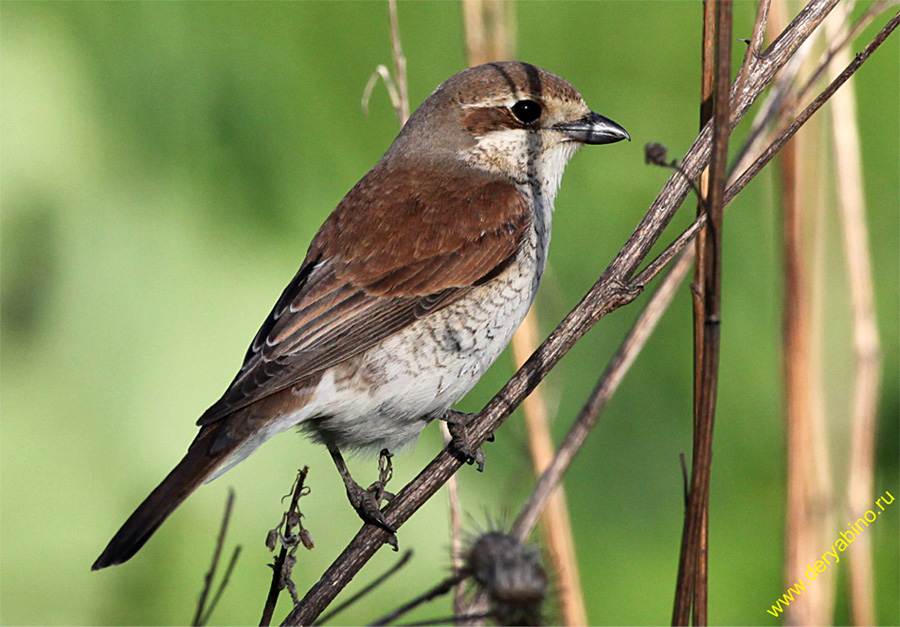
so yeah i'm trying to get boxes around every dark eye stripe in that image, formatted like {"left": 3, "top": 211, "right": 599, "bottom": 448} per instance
{"left": 461, "top": 106, "right": 523, "bottom": 135}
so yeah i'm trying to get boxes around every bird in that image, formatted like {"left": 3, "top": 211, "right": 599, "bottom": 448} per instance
{"left": 92, "top": 61, "right": 629, "bottom": 570}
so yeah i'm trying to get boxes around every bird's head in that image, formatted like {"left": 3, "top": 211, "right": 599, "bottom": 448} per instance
{"left": 387, "top": 61, "right": 629, "bottom": 197}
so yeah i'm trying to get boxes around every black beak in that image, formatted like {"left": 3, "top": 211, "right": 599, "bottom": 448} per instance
{"left": 556, "top": 111, "right": 630, "bottom": 145}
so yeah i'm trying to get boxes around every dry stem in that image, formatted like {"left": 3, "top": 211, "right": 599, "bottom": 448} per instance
{"left": 439, "top": 421, "right": 467, "bottom": 617}
{"left": 827, "top": 5, "right": 883, "bottom": 624}
{"left": 261, "top": 470, "right": 312, "bottom": 627}
{"left": 673, "top": 2, "right": 732, "bottom": 624}
{"left": 687, "top": 2, "right": 717, "bottom": 623}
{"left": 777, "top": 4, "right": 835, "bottom": 623}
{"left": 194, "top": 489, "right": 240, "bottom": 627}
{"left": 387, "top": 0, "right": 409, "bottom": 124}
{"left": 461, "top": 0, "right": 516, "bottom": 66}
{"left": 511, "top": 311, "right": 587, "bottom": 627}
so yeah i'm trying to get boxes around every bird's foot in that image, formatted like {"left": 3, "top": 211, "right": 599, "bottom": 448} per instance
{"left": 329, "top": 445, "right": 398, "bottom": 549}
{"left": 342, "top": 479, "right": 399, "bottom": 550}
{"left": 440, "top": 410, "right": 491, "bottom": 472}
{"left": 343, "top": 480, "right": 396, "bottom": 533}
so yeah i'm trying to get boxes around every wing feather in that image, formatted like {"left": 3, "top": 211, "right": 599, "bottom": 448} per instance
{"left": 198, "top": 163, "right": 530, "bottom": 425}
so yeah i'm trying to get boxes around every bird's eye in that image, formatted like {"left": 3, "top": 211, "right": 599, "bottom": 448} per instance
{"left": 511, "top": 100, "right": 542, "bottom": 124}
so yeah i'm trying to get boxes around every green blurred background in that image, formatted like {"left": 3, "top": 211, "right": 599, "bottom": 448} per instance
{"left": 1, "top": 2, "right": 897, "bottom": 625}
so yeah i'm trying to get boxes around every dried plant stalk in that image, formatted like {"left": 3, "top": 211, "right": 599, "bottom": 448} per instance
{"left": 461, "top": 0, "right": 516, "bottom": 66}
{"left": 688, "top": 2, "right": 717, "bottom": 623}
{"left": 387, "top": 0, "right": 409, "bottom": 124}
{"left": 773, "top": 2, "right": 835, "bottom": 623}
{"left": 440, "top": 421, "right": 467, "bottom": 617}
{"left": 825, "top": 4, "right": 882, "bottom": 624}
{"left": 511, "top": 311, "right": 587, "bottom": 627}
{"left": 673, "top": 1, "right": 732, "bottom": 624}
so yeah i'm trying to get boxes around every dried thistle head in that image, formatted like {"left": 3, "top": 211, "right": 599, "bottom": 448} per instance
{"left": 644, "top": 141, "right": 671, "bottom": 166}
{"left": 464, "top": 531, "right": 547, "bottom": 626}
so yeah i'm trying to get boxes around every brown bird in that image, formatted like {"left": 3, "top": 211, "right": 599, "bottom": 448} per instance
{"left": 92, "top": 61, "right": 628, "bottom": 570}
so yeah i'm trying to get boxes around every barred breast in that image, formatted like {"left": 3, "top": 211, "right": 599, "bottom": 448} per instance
{"left": 297, "top": 219, "right": 546, "bottom": 453}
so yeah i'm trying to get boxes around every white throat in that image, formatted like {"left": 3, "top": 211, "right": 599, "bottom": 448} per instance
{"left": 461, "top": 131, "right": 583, "bottom": 285}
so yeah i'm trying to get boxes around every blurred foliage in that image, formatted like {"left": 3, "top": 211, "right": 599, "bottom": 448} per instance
{"left": 1, "top": 2, "right": 897, "bottom": 625}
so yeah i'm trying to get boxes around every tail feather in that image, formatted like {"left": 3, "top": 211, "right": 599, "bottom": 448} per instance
{"left": 92, "top": 429, "right": 231, "bottom": 570}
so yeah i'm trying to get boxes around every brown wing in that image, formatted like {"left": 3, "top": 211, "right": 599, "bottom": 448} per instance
{"left": 197, "top": 163, "right": 530, "bottom": 425}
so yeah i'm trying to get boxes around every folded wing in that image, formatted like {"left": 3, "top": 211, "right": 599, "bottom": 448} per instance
{"left": 198, "top": 164, "right": 530, "bottom": 425}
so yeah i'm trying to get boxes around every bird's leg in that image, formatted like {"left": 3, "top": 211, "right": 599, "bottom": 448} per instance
{"left": 439, "top": 409, "right": 492, "bottom": 472}
{"left": 327, "top": 443, "right": 398, "bottom": 548}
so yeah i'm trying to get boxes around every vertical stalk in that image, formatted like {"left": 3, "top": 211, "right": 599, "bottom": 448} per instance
{"left": 387, "top": 0, "right": 409, "bottom": 124}
{"left": 690, "top": 3, "right": 717, "bottom": 623}
{"left": 511, "top": 316, "right": 588, "bottom": 627}
{"left": 673, "top": 1, "right": 731, "bottom": 624}
{"left": 825, "top": 5, "right": 882, "bottom": 624}
{"left": 462, "top": 0, "right": 516, "bottom": 66}
{"left": 772, "top": 2, "right": 837, "bottom": 623}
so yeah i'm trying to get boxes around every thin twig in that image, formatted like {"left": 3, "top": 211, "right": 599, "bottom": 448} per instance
{"left": 193, "top": 489, "right": 237, "bottom": 627}
{"left": 368, "top": 574, "right": 464, "bottom": 626}
{"left": 314, "top": 550, "right": 414, "bottom": 626}
{"left": 726, "top": 9, "right": 900, "bottom": 205}
{"left": 795, "top": 0, "right": 896, "bottom": 105}
{"left": 679, "top": 453, "right": 690, "bottom": 506}
{"left": 689, "top": 2, "right": 719, "bottom": 622}
{"left": 631, "top": 215, "right": 706, "bottom": 289}
{"left": 202, "top": 546, "right": 242, "bottom": 626}
{"left": 362, "top": 66, "right": 403, "bottom": 121}
{"left": 281, "top": 4, "right": 884, "bottom": 623}
{"left": 732, "top": 0, "right": 894, "bottom": 178}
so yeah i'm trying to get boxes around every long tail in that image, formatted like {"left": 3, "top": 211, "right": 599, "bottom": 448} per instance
{"left": 92, "top": 426, "right": 233, "bottom": 570}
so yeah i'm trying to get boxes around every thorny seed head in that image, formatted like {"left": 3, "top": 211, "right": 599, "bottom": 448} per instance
{"left": 464, "top": 531, "right": 547, "bottom": 626}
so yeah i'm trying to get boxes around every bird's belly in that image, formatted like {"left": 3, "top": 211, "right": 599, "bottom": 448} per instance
{"left": 299, "top": 248, "right": 541, "bottom": 453}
